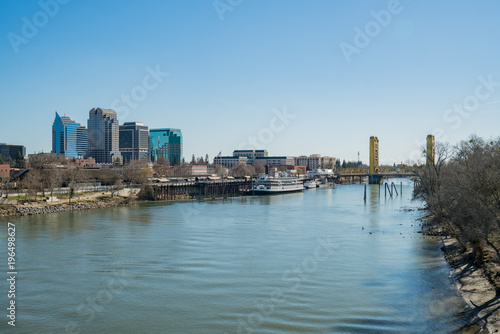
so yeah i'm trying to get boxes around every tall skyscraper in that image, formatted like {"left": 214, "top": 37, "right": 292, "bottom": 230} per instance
{"left": 119, "top": 122, "right": 149, "bottom": 164}
{"left": 76, "top": 126, "right": 88, "bottom": 157}
{"left": 149, "top": 128, "right": 183, "bottom": 165}
{"left": 52, "top": 112, "right": 81, "bottom": 158}
{"left": 87, "top": 108, "right": 122, "bottom": 164}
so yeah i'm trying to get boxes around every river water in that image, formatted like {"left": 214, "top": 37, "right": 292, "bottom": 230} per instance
{"left": 1, "top": 179, "right": 473, "bottom": 333}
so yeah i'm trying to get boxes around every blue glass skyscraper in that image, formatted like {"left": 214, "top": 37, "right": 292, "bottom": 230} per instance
{"left": 149, "top": 128, "right": 183, "bottom": 165}
{"left": 52, "top": 112, "right": 83, "bottom": 158}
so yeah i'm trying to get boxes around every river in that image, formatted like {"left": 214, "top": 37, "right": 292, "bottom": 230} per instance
{"left": 0, "top": 179, "right": 474, "bottom": 333}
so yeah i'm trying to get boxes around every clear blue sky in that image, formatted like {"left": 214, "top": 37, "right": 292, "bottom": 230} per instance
{"left": 1, "top": 0, "right": 499, "bottom": 165}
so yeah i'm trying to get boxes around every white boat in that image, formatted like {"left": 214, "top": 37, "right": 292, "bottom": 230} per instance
{"left": 252, "top": 173, "right": 304, "bottom": 194}
{"left": 304, "top": 180, "right": 317, "bottom": 189}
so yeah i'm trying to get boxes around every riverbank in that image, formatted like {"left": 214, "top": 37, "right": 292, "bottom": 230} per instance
{"left": 440, "top": 236, "right": 500, "bottom": 333}
{"left": 0, "top": 196, "right": 139, "bottom": 218}
{"left": 0, "top": 188, "right": 241, "bottom": 219}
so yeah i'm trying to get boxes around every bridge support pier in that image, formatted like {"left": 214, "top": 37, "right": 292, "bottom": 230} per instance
{"left": 369, "top": 174, "right": 383, "bottom": 185}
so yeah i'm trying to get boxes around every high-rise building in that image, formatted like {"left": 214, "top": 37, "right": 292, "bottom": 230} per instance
{"left": 149, "top": 128, "right": 183, "bottom": 165}
{"left": 0, "top": 144, "right": 25, "bottom": 161}
{"left": 52, "top": 112, "right": 81, "bottom": 158}
{"left": 119, "top": 122, "right": 149, "bottom": 164}
{"left": 77, "top": 126, "right": 88, "bottom": 157}
{"left": 87, "top": 108, "right": 122, "bottom": 164}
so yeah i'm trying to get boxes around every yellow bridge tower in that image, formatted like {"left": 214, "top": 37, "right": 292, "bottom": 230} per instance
{"left": 369, "top": 136, "right": 379, "bottom": 174}
{"left": 426, "top": 134, "right": 435, "bottom": 166}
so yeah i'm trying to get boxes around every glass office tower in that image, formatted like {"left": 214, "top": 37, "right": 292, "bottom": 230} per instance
{"left": 76, "top": 126, "right": 88, "bottom": 157}
{"left": 52, "top": 112, "right": 81, "bottom": 158}
{"left": 149, "top": 128, "right": 183, "bottom": 165}
{"left": 119, "top": 122, "right": 149, "bottom": 164}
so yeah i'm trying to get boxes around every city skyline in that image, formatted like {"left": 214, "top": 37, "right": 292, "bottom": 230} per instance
{"left": 1, "top": 1, "right": 500, "bottom": 164}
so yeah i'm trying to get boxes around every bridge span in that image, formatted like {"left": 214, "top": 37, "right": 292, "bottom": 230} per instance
{"left": 337, "top": 135, "right": 432, "bottom": 184}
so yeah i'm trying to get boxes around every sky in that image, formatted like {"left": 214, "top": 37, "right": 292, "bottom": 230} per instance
{"left": 1, "top": 0, "right": 500, "bottom": 165}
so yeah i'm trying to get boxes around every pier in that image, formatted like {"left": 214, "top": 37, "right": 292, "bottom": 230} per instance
{"left": 149, "top": 179, "right": 252, "bottom": 201}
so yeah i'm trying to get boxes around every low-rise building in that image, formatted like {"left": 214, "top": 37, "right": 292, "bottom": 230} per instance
{"left": 186, "top": 165, "right": 208, "bottom": 176}
{"left": 214, "top": 156, "right": 248, "bottom": 169}
{"left": 0, "top": 163, "right": 10, "bottom": 180}
{"left": 74, "top": 157, "right": 97, "bottom": 168}
{"left": 233, "top": 149, "right": 268, "bottom": 165}
{"left": 294, "top": 155, "right": 336, "bottom": 170}
{"left": 255, "top": 156, "right": 295, "bottom": 166}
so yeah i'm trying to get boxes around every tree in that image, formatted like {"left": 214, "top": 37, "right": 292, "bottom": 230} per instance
{"left": 254, "top": 164, "right": 265, "bottom": 175}
{"left": 213, "top": 164, "right": 226, "bottom": 175}
{"left": 45, "top": 169, "right": 63, "bottom": 197}
{"left": 28, "top": 153, "right": 64, "bottom": 169}
{"left": 113, "top": 157, "right": 122, "bottom": 167}
{"left": 196, "top": 157, "right": 205, "bottom": 165}
{"left": 341, "top": 160, "right": 346, "bottom": 169}
{"left": 15, "top": 151, "right": 25, "bottom": 168}
{"left": 24, "top": 170, "right": 42, "bottom": 201}
{"left": 110, "top": 178, "right": 123, "bottom": 197}
{"left": 190, "top": 154, "right": 196, "bottom": 165}
{"left": 69, "top": 186, "right": 74, "bottom": 204}
{"left": 0, "top": 154, "right": 5, "bottom": 164}
{"left": 123, "top": 160, "right": 152, "bottom": 186}
{"left": 230, "top": 164, "right": 255, "bottom": 177}
{"left": 173, "top": 164, "right": 191, "bottom": 176}
{"left": 154, "top": 156, "right": 172, "bottom": 177}
{"left": 414, "top": 136, "right": 500, "bottom": 262}
{"left": 414, "top": 142, "right": 451, "bottom": 216}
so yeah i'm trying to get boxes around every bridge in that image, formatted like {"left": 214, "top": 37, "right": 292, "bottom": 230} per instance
{"left": 337, "top": 135, "right": 434, "bottom": 184}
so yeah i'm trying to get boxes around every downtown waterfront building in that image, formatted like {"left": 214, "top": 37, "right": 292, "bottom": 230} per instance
{"left": 233, "top": 150, "right": 268, "bottom": 165}
{"left": 87, "top": 108, "right": 122, "bottom": 164}
{"left": 76, "top": 126, "right": 88, "bottom": 157}
{"left": 149, "top": 128, "right": 183, "bottom": 165}
{"left": 0, "top": 143, "right": 26, "bottom": 161}
{"left": 119, "top": 122, "right": 149, "bottom": 164}
{"left": 52, "top": 112, "right": 85, "bottom": 158}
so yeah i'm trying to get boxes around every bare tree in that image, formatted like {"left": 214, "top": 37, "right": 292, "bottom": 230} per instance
{"left": 173, "top": 164, "right": 191, "bottom": 176}
{"left": 24, "top": 170, "right": 42, "bottom": 201}
{"left": 213, "top": 164, "right": 226, "bottom": 175}
{"left": 154, "top": 156, "right": 172, "bottom": 177}
{"left": 123, "top": 160, "right": 152, "bottom": 186}
{"left": 415, "top": 136, "right": 500, "bottom": 262}
{"left": 28, "top": 153, "right": 65, "bottom": 169}
{"left": 45, "top": 169, "right": 63, "bottom": 197}
{"left": 230, "top": 164, "right": 256, "bottom": 177}
{"left": 254, "top": 164, "right": 265, "bottom": 175}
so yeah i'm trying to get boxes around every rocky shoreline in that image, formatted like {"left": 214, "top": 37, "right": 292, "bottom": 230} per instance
{"left": 0, "top": 197, "right": 138, "bottom": 218}
{"left": 440, "top": 236, "right": 500, "bottom": 333}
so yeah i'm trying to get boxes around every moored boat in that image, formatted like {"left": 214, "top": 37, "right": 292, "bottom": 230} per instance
{"left": 304, "top": 180, "right": 318, "bottom": 189}
{"left": 252, "top": 173, "right": 304, "bottom": 194}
